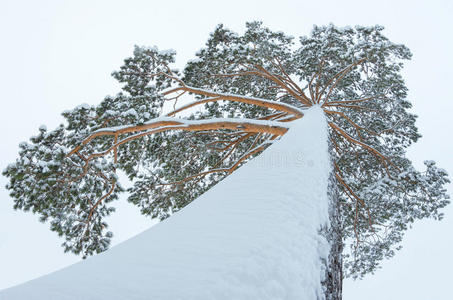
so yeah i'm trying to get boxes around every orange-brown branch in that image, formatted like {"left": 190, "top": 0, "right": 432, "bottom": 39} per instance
{"left": 328, "top": 122, "right": 399, "bottom": 176}
{"left": 164, "top": 86, "right": 305, "bottom": 117}
{"left": 317, "top": 59, "right": 365, "bottom": 104}
{"left": 325, "top": 109, "right": 380, "bottom": 141}
{"left": 322, "top": 95, "right": 380, "bottom": 107}
{"left": 335, "top": 170, "right": 374, "bottom": 233}
{"left": 86, "top": 178, "right": 116, "bottom": 225}
{"left": 211, "top": 133, "right": 255, "bottom": 168}
{"left": 68, "top": 119, "right": 288, "bottom": 159}
{"left": 274, "top": 57, "right": 307, "bottom": 98}
{"left": 159, "top": 142, "right": 269, "bottom": 186}
{"left": 253, "top": 64, "right": 312, "bottom": 106}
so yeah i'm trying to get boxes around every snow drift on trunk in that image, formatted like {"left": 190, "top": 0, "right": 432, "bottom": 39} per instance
{"left": 0, "top": 106, "right": 331, "bottom": 300}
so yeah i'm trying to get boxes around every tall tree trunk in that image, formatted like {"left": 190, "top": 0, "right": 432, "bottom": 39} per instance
{"left": 322, "top": 147, "right": 343, "bottom": 300}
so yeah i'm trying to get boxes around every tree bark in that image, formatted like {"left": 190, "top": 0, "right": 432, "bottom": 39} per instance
{"left": 322, "top": 147, "right": 343, "bottom": 300}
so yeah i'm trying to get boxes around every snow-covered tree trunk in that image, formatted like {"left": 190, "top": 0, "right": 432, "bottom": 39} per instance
{"left": 1, "top": 106, "right": 332, "bottom": 300}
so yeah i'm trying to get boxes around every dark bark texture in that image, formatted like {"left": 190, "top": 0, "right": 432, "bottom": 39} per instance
{"left": 321, "top": 146, "right": 343, "bottom": 300}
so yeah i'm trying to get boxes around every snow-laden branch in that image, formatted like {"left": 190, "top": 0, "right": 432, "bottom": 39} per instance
{"left": 67, "top": 117, "right": 290, "bottom": 157}
{"left": 162, "top": 85, "right": 305, "bottom": 118}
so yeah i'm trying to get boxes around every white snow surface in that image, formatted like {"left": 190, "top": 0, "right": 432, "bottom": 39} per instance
{"left": 0, "top": 106, "right": 330, "bottom": 300}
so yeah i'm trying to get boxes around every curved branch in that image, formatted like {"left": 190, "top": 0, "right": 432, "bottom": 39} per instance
{"left": 318, "top": 59, "right": 365, "bottom": 104}
{"left": 86, "top": 178, "right": 116, "bottom": 223}
{"left": 274, "top": 57, "right": 308, "bottom": 98}
{"left": 325, "top": 109, "right": 379, "bottom": 141}
{"left": 253, "top": 65, "right": 312, "bottom": 106}
{"left": 67, "top": 117, "right": 289, "bottom": 157}
{"left": 159, "top": 142, "right": 270, "bottom": 186}
{"left": 329, "top": 122, "right": 400, "bottom": 177}
{"left": 163, "top": 85, "right": 305, "bottom": 118}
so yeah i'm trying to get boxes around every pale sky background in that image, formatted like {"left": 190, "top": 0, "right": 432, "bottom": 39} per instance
{"left": 0, "top": 0, "right": 451, "bottom": 299}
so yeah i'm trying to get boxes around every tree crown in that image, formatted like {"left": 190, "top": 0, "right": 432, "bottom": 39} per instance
{"left": 3, "top": 22, "right": 449, "bottom": 278}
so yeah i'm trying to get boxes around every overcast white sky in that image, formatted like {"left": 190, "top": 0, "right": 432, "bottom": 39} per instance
{"left": 0, "top": 0, "right": 452, "bottom": 299}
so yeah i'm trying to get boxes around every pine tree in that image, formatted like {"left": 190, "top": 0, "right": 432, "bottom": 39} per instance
{"left": 3, "top": 22, "right": 449, "bottom": 299}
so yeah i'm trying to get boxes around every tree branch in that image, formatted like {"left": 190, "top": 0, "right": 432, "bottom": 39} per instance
{"left": 68, "top": 117, "right": 289, "bottom": 158}
{"left": 164, "top": 85, "right": 305, "bottom": 118}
